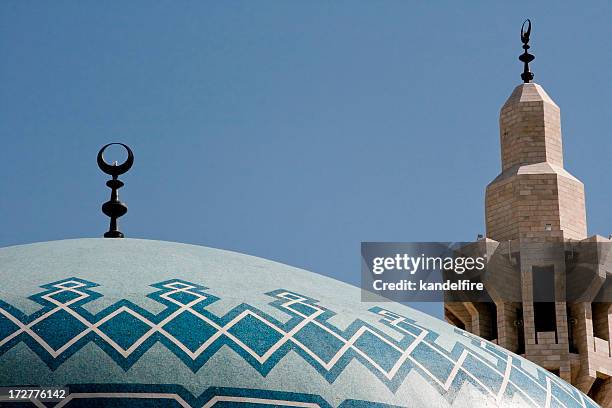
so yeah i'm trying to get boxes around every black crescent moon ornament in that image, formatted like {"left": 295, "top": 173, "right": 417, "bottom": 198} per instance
{"left": 519, "top": 19, "right": 535, "bottom": 83}
{"left": 521, "top": 19, "right": 531, "bottom": 44}
{"left": 97, "top": 143, "right": 134, "bottom": 238}
{"left": 97, "top": 143, "right": 134, "bottom": 177}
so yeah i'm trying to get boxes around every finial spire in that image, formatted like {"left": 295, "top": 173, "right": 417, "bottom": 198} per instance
{"left": 97, "top": 143, "right": 134, "bottom": 238}
{"left": 519, "top": 19, "right": 535, "bottom": 83}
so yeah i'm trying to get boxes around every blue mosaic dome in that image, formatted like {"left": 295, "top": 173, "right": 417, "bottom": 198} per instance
{"left": 0, "top": 239, "right": 599, "bottom": 407}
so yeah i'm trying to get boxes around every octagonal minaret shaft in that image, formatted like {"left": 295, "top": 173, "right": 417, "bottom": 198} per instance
{"left": 500, "top": 84, "right": 563, "bottom": 170}
{"left": 485, "top": 83, "right": 587, "bottom": 241}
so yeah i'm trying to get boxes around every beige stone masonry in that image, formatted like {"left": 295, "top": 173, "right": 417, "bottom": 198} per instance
{"left": 485, "top": 83, "right": 587, "bottom": 241}
{"left": 500, "top": 83, "right": 562, "bottom": 170}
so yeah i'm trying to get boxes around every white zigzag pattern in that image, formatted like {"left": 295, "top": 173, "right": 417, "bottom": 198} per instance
{"left": 0, "top": 280, "right": 591, "bottom": 408}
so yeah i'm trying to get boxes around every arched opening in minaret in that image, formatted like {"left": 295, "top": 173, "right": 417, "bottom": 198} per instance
{"left": 591, "top": 302, "right": 610, "bottom": 342}
{"left": 480, "top": 302, "right": 498, "bottom": 343}
{"left": 532, "top": 265, "right": 557, "bottom": 343}
{"left": 534, "top": 303, "right": 557, "bottom": 333}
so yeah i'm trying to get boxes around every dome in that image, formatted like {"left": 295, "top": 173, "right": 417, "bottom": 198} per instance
{"left": 0, "top": 239, "right": 598, "bottom": 407}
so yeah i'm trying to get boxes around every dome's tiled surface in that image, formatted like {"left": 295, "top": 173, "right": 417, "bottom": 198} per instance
{"left": 0, "top": 239, "right": 599, "bottom": 407}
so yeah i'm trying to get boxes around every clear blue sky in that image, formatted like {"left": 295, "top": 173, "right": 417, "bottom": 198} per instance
{"left": 1, "top": 2, "right": 610, "bottom": 317}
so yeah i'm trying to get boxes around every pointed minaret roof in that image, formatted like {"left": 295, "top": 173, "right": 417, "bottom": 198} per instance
{"left": 502, "top": 82, "right": 558, "bottom": 109}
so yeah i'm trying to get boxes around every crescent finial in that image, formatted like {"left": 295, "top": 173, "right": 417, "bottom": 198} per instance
{"left": 521, "top": 19, "right": 531, "bottom": 44}
{"left": 97, "top": 143, "right": 134, "bottom": 177}
{"left": 97, "top": 143, "right": 134, "bottom": 238}
{"left": 518, "top": 19, "right": 535, "bottom": 83}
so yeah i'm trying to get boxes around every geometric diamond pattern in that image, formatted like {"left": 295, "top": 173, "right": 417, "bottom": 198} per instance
{"left": 0, "top": 278, "right": 600, "bottom": 408}
{"left": 98, "top": 310, "right": 152, "bottom": 351}
{"left": 30, "top": 309, "right": 88, "bottom": 351}
{"left": 228, "top": 314, "right": 284, "bottom": 357}
{"left": 162, "top": 311, "right": 217, "bottom": 353}
{"left": 293, "top": 322, "right": 344, "bottom": 363}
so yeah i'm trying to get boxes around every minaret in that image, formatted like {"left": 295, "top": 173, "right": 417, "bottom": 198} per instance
{"left": 445, "top": 20, "right": 612, "bottom": 406}
{"left": 485, "top": 82, "right": 587, "bottom": 242}
{"left": 485, "top": 20, "right": 586, "bottom": 242}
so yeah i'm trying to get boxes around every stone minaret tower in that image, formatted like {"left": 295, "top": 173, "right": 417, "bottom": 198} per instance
{"left": 485, "top": 82, "right": 587, "bottom": 242}
{"left": 444, "top": 21, "right": 612, "bottom": 406}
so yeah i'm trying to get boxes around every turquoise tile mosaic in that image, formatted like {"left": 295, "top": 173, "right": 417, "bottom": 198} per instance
{"left": 0, "top": 239, "right": 601, "bottom": 407}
